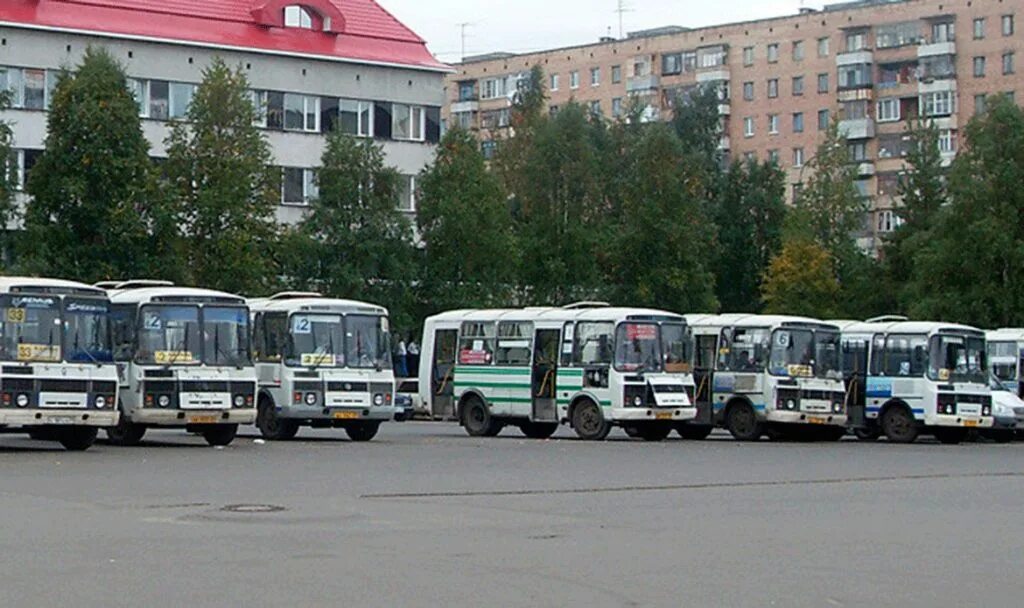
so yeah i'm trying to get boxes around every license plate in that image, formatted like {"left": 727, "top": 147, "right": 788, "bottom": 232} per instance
{"left": 964, "top": 419, "right": 979, "bottom": 428}
{"left": 44, "top": 416, "right": 75, "bottom": 425}
{"left": 333, "top": 411, "right": 359, "bottom": 420}
{"left": 807, "top": 416, "right": 827, "bottom": 425}
{"left": 188, "top": 415, "right": 218, "bottom": 424}
{"left": 655, "top": 412, "right": 673, "bottom": 420}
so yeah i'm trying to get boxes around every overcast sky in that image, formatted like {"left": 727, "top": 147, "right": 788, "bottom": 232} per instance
{"left": 378, "top": 0, "right": 818, "bottom": 63}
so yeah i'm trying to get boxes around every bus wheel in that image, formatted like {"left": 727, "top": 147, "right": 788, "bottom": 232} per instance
{"left": 58, "top": 427, "right": 98, "bottom": 451}
{"left": 462, "top": 396, "right": 503, "bottom": 437}
{"left": 933, "top": 427, "right": 967, "bottom": 445}
{"left": 726, "top": 403, "right": 762, "bottom": 441}
{"left": 637, "top": 424, "right": 672, "bottom": 442}
{"left": 345, "top": 422, "right": 381, "bottom": 442}
{"left": 571, "top": 400, "right": 611, "bottom": 441}
{"left": 676, "top": 424, "right": 713, "bottom": 440}
{"left": 854, "top": 427, "right": 882, "bottom": 442}
{"left": 257, "top": 401, "right": 299, "bottom": 441}
{"left": 519, "top": 422, "right": 558, "bottom": 439}
{"left": 880, "top": 406, "right": 918, "bottom": 444}
{"left": 203, "top": 424, "right": 238, "bottom": 447}
{"left": 106, "top": 417, "right": 146, "bottom": 447}
{"left": 622, "top": 425, "right": 643, "bottom": 439}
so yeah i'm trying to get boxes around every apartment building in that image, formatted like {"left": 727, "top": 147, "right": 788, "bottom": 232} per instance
{"left": 1, "top": 0, "right": 448, "bottom": 226}
{"left": 445, "top": 0, "right": 1022, "bottom": 253}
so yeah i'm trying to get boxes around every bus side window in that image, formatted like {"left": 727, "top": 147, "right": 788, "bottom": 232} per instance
{"left": 871, "top": 335, "right": 885, "bottom": 376}
{"left": 110, "top": 304, "right": 137, "bottom": 362}
{"left": 560, "top": 323, "right": 574, "bottom": 366}
{"left": 718, "top": 329, "right": 733, "bottom": 370}
{"left": 261, "top": 313, "right": 287, "bottom": 362}
{"left": 695, "top": 335, "right": 717, "bottom": 370}
{"left": 252, "top": 313, "right": 265, "bottom": 361}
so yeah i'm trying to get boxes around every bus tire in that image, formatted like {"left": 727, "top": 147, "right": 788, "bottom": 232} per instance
{"left": 203, "top": 424, "right": 238, "bottom": 447}
{"left": 345, "top": 422, "right": 381, "bottom": 442}
{"left": 571, "top": 399, "right": 611, "bottom": 441}
{"left": 854, "top": 427, "right": 882, "bottom": 442}
{"left": 257, "top": 400, "right": 299, "bottom": 441}
{"left": 637, "top": 424, "right": 673, "bottom": 442}
{"left": 725, "top": 402, "right": 762, "bottom": 441}
{"left": 880, "top": 405, "right": 918, "bottom": 444}
{"left": 623, "top": 425, "right": 643, "bottom": 439}
{"left": 461, "top": 396, "right": 502, "bottom": 437}
{"left": 519, "top": 422, "right": 558, "bottom": 439}
{"left": 676, "top": 424, "right": 714, "bottom": 440}
{"left": 58, "top": 427, "right": 98, "bottom": 451}
{"left": 106, "top": 416, "right": 147, "bottom": 446}
{"left": 933, "top": 427, "right": 967, "bottom": 445}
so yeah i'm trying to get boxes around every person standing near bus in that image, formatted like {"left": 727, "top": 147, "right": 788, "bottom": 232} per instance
{"left": 408, "top": 338, "right": 420, "bottom": 377}
{"left": 395, "top": 337, "right": 408, "bottom": 378}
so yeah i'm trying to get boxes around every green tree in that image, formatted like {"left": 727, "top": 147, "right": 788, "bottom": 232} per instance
{"left": 514, "top": 102, "right": 608, "bottom": 304}
{"left": 762, "top": 238, "right": 840, "bottom": 318}
{"left": 21, "top": 47, "right": 170, "bottom": 282}
{"left": 0, "top": 89, "right": 16, "bottom": 264}
{"left": 714, "top": 159, "right": 787, "bottom": 311}
{"left": 284, "top": 132, "right": 417, "bottom": 328}
{"left": 907, "top": 95, "right": 1024, "bottom": 326}
{"left": 164, "top": 57, "right": 280, "bottom": 294}
{"left": 671, "top": 84, "right": 723, "bottom": 172}
{"left": 417, "top": 128, "right": 516, "bottom": 310}
{"left": 493, "top": 65, "right": 546, "bottom": 216}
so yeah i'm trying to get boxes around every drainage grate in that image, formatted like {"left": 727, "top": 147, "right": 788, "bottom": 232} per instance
{"left": 220, "top": 504, "right": 286, "bottom": 514}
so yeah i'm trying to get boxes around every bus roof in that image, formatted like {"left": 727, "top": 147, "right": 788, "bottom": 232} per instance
{"left": 0, "top": 276, "right": 107, "bottom": 297}
{"left": 835, "top": 320, "right": 985, "bottom": 336}
{"left": 248, "top": 296, "right": 388, "bottom": 316}
{"left": 425, "top": 306, "right": 686, "bottom": 325}
{"left": 107, "top": 286, "right": 246, "bottom": 305}
{"left": 685, "top": 313, "right": 838, "bottom": 330}
{"left": 987, "top": 328, "right": 1024, "bottom": 342}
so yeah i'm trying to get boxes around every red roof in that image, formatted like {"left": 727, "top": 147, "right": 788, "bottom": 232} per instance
{"left": 0, "top": 0, "right": 448, "bottom": 71}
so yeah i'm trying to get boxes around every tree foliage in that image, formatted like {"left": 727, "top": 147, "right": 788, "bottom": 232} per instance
{"left": 21, "top": 47, "right": 170, "bottom": 282}
{"left": 164, "top": 58, "right": 280, "bottom": 294}
{"left": 762, "top": 238, "right": 841, "bottom": 318}
{"left": 284, "top": 131, "right": 417, "bottom": 327}
{"left": 417, "top": 128, "right": 517, "bottom": 310}
{"left": 0, "top": 89, "right": 16, "bottom": 263}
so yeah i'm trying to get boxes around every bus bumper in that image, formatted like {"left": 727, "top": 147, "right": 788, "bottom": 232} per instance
{"left": 278, "top": 405, "right": 399, "bottom": 422}
{"left": 0, "top": 409, "right": 118, "bottom": 427}
{"left": 929, "top": 414, "right": 994, "bottom": 429}
{"left": 609, "top": 407, "right": 697, "bottom": 423}
{"left": 126, "top": 409, "right": 256, "bottom": 426}
{"left": 767, "top": 411, "right": 848, "bottom": 427}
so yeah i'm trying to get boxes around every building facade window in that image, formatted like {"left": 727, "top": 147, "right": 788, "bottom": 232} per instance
{"left": 662, "top": 53, "right": 682, "bottom": 76}
{"left": 743, "top": 46, "right": 754, "bottom": 66}
{"left": 818, "top": 109, "right": 830, "bottom": 130}
{"left": 817, "top": 72, "right": 829, "bottom": 93}
{"left": 611, "top": 65, "right": 622, "bottom": 84}
{"left": 283, "top": 5, "right": 314, "bottom": 29}
{"left": 392, "top": 103, "right": 425, "bottom": 141}
{"left": 767, "top": 149, "right": 779, "bottom": 164}
{"left": 339, "top": 99, "right": 373, "bottom": 136}
{"left": 590, "top": 67, "right": 601, "bottom": 86}
{"left": 793, "top": 147, "right": 805, "bottom": 168}
{"left": 768, "top": 114, "right": 779, "bottom": 134}
{"left": 974, "top": 94, "right": 988, "bottom": 115}
{"left": 793, "top": 112, "right": 804, "bottom": 133}
{"left": 569, "top": 70, "right": 580, "bottom": 89}
{"left": 1003, "top": 15, "right": 1015, "bottom": 37}
{"left": 938, "top": 129, "right": 956, "bottom": 154}
{"left": 848, "top": 141, "right": 867, "bottom": 162}
{"left": 974, "top": 18, "right": 986, "bottom": 39}
{"left": 839, "top": 64, "right": 872, "bottom": 89}
{"left": 767, "top": 78, "right": 779, "bottom": 98}
{"left": 876, "top": 22, "right": 923, "bottom": 49}
{"left": 397, "top": 175, "right": 416, "bottom": 212}
{"left": 921, "top": 91, "right": 955, "bottom": 117}
{"left": 611, "top": 97, "right": 623, "bottom": 117}
{"left": 792, "top": 40, "right": 805, "bottom": 61}
{"left": 588, "top": 100, "right": 601, "bottom": 115}
{"left": 1004, "top": 52, "right": 1016, "bottom": 75}
{"left": 282, "top": 167, "right": 317, "bottom": 206}
{"left": 931, "top": 21, "right": 955, "bottom": 43}
{"left": 767, "top": 43, "right": 779, "bottom": 63}
{"left": 744, "top": 116, "right": 754, "bottom": 137}
{"left": 284, "top": 93, "right": 319, "bottom": 131}
{"left": 845, "top": 31, "right": 868, "bottom": 52}
{"left": 169, "top": 82, "right": 196, "bottom": 119}
{"left": 792, "top": 75, "right": 804, "bottom": 96}
{"left": 817, "top": 36, "right": 830, "bottom": 57}
{"left": 743, "top": 81, "right": 754, "bottom": 101}
{"left": 550, "top": 74, "right": 559, "bottom": 91}
{"left": 974, "top": 56, "right": 987, "bottom": 77}
{"left": 877, "top": 97, "right": 900, "bottom": 122}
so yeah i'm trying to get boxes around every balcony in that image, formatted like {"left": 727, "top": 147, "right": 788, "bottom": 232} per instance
{"left": 837, "top": 50, "right": 874, "bottom": 66}
{"left": 717, "top": 103, "right": 731, "bottom": 116}
{"left": 626, "top": 74, "right": 660, "bottom": 93}
{"left": 918, "top": 79, "right": 957, "bottom": 95}
{"left": 839, "top": 118, "right": 875, "bottom": 140}
{"left": 918, "top": 41, "right": 956, "bottom": 58}
{"left": 856, "top": 161, "right": 876, "bottom": 177}
{"left": 696, "top": 69, "right": 730, "bottom": 84}
{"left": 718, "top": 135, "right": 731, "bottom": 150}
{"left": 450, "top": 100, "right": 479, "bottom": 113}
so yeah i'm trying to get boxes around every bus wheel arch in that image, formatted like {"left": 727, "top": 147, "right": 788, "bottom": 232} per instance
{"left": 257, "top": 392, "right": 298, "bottom": 441}
{"left": 459, "top": 392, "right": 502, "bottom": 437}
{"left": 724, "top": 397, "right": 762, "bottom": 441}
{"left": 879, "top": 400, "right": 919, "bottom": 444}
{"left": 569, "top": 396, "right": 611, "bottom": 441}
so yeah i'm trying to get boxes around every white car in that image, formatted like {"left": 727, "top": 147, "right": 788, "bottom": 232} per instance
{"left": 984, "top": 376, "right": 1023, "bottom": 442}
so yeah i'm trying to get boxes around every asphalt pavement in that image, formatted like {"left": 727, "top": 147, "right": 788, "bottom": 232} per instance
{"left": 1, "top": 422, "right": 1022, "bottom": 608}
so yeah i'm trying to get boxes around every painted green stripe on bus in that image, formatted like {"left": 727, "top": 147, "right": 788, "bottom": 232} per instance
{"left": 558, "top": 369, "right": 585, "bottom": 377}
{"left": 488, "top": 397, "right": 534, "bottom": 404}
{"left": 454, "top": 367, "right": 529, "bottom": 375}
{"left": 557, "top": 399, "right": 613, "bottom": 407}
{"left": 453, "top": 381, "right": 532, "bottom": 389}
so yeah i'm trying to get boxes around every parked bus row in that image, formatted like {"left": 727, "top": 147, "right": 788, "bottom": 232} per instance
{"left": 2, "top": 277, "right": 1020, "bottom": 450}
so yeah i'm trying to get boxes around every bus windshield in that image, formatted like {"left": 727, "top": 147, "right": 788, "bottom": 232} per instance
{"left": 929, "top": 334, "right": 987, "bottom": 384}
{"left": 719, "top": 328, "right": 770, "bottom": 372}
{"left": 988, "top": 341, "right": 1019, "bottom": 382}
{"left": 64, "top": 298, "right": 113, "bottom": 363}
{"left": 287, "top": 314, "right": 345, "bottom": 368}
{"left": 346, "top": 315, "right": 392, "bottom": 370}
{"left": 615, "top": 323, "right": 662, "bottom": 372}
{"left": 769, "top": 328, "right": 841, "bottom": 379}
{"left": 137, "top": 305, "right": 201, "bottom": 365}
{"left": 661, "top": 323, "right": 692, "bottom": 373}
{"left": 202, "top": 307, "right": 251, "bottom": 367}
{"left": 0, "top": 295, "right": 62, "bottom": 363}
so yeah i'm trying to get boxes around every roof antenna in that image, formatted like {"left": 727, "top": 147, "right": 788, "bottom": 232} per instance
{"left": 457, "top": 22, "right": 474, "bottom": 62}
{"left": 615, "top": 0, "right": 633, "bottom": 39}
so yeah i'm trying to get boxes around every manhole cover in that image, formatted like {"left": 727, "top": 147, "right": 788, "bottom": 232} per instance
{"left": 220, "top": 504, "right": 286, "bottom": 514}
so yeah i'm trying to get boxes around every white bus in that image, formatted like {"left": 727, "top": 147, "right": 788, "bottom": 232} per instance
{"left": 418, "top": 304, "right": 696, "bottom": 441}
{"left": 103, "top": 281, "right": 257, "bottom": 446}
{"left": 835, "top": 319, "right": 992, "bottom": 444}
{"left": 0, "top": 277, "right": 118, "bottom": 450}
{"left": 987, "top": 328, "right": 1024, "bottom": 398}
{"left": 248, "top": 293, "right": 398, "bottom": 442}
{"left": 683, "top": 315, "right": 848, "bottom": 441}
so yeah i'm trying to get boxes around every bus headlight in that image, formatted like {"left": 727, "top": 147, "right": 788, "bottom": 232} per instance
{"left": 233, "top": 394, "right": 246, "bottom": 408}
{"left": 633, "top": 395, "right": 643, "bottom": 407}
{"left": 832, "top": 402, "right": 843, "bottom": 413}
{"left": 982, "top": 404, "right": 992, "bottom": 417}
{"left": 304, "top": 392, "right": 318, "bottom": 406}
{"left": 373, "top": 394, "right": 384, "bottom": 407}
{"left": 158, "top": 395, "right": 171, "bottom": 408}
{"left": 95, "top": 395, "right": 106, "bottom": 409}
{"left": 16, "top": 394, "right": 29, "bottom": 408}
{"left": 787, "top": 399, "right": 797, "bottom": 411}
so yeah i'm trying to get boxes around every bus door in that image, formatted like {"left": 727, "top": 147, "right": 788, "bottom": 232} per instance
{"left": 842, "top": 337, "right": 869, "bottom": 428}
{"left": 692, "top": 334, "right": 718, "bottom": 426}
{"left": 430, "top": 329, "right": 458, "bottom": 419}
{"left": 1018, "top": 346, "right": 1024, "bottom": 399}
{"left": 532, "top": 329, "right": 560, "bottom": 423}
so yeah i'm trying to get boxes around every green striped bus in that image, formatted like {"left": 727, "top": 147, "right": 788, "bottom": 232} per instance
{"left": 417, "top": 304, "right": 698, "bottom": 441}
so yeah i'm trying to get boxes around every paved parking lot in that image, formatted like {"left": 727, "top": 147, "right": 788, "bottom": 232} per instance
{"left": 1, "top": 422, "right": 1023, "bottom": 607}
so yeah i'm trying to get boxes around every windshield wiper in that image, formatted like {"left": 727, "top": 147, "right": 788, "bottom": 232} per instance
{"left": 211, "top": 324, "right": 244, "bottom": 370}
{"left": 167, "top": 324, "right": 191, "bottom": 367}
{"left": 72, "top": 329, "right": 104, "bottom": 368}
